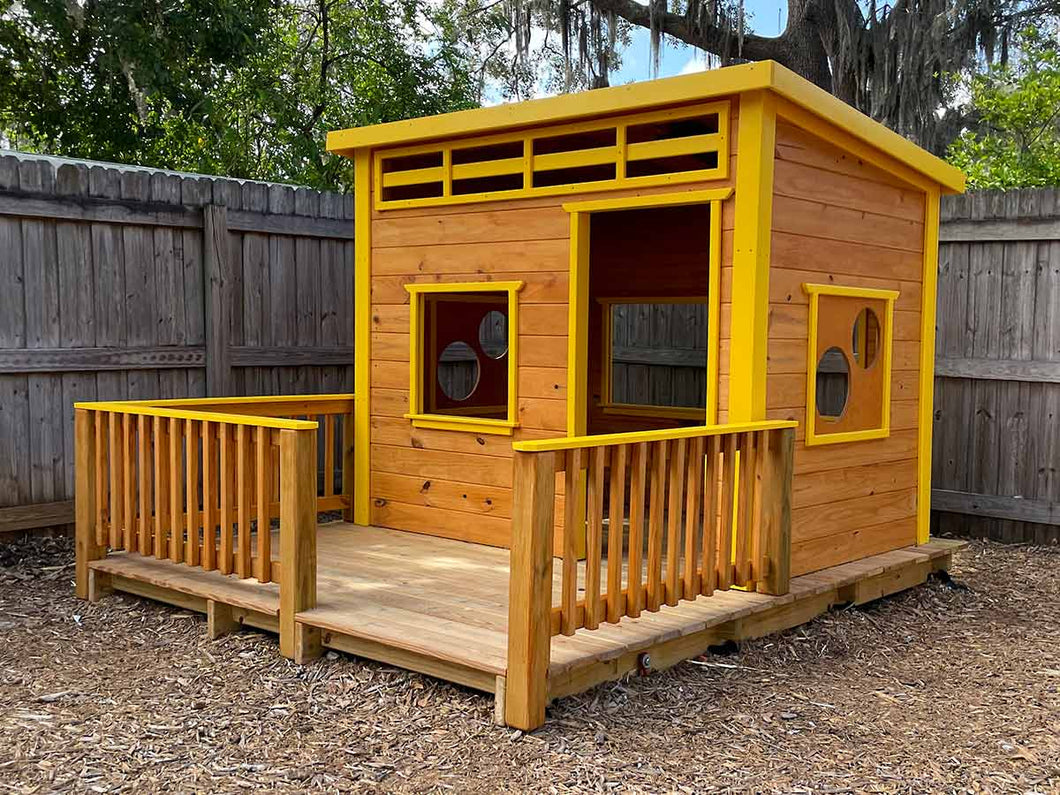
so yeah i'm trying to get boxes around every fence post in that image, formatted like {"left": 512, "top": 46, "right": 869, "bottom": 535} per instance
{"left": 758, "top": 427, "right": 794, "bottom": 596}
{"left": 203, "top": 203, "right": 231, "bottom": 397}
{"left": 74, "top": 409, "right": 105, "bottom": 599}
{"left": 279, "top": 427, "right": 322, "bottom": 663}
{"left": 505, "top": 449, "right": 556, "bottom": 731}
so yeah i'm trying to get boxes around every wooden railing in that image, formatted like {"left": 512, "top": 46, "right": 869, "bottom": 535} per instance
{"left": 505, "top": 420, "right": 796, "bottom": 730}
{"left": 73, "top": 394, "right": 355, "bottom": 663}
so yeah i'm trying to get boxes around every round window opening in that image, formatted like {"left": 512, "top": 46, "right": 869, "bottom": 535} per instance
{"left": 478, "top": 310, "right": 508, "bottom": 359}
{"left": 437, "top": 341, "right": 480, "bottom": 401}
{"left": 851, "top": 307, "right": 881, "bottom": 369}
{"left": 816, "top": 346, "right": 850, "bottom": 420}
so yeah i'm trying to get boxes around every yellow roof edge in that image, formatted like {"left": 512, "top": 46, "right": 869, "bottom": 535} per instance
{"left": 327, "top": 59, "right": 965, "bottom": 194}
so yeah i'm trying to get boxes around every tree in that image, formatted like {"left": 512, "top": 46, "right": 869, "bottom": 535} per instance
{"left": 947, "top": 28, "right": 1060, "bottom": 188}
{"left": 0, "top": 0, "right": 512, "bottom": 189}
{"left": 514, "top": 0, "right": 1060, "bottom": 153}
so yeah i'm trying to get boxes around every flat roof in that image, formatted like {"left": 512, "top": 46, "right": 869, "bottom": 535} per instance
{"left": 327, "top": 60, "right": 964, "bottom": 194}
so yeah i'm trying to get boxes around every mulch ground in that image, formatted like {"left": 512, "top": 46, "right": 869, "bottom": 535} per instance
{"left": 1, "top": 537, "right": 1058, "bottom": 794}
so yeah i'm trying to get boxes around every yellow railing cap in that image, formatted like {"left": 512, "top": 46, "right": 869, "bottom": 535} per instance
{"left": 511, "top": 419, "right": 798, "bottom": 453}
{"left": 74, "top": 400, "right": 321, "bottom": 431}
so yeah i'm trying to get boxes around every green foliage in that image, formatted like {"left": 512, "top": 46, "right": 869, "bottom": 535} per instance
{"left": 0, "top": 0, "right": 509, "bottom": 190}
{"left": 947, "top": 29, "right": 1060, "bottom": 189}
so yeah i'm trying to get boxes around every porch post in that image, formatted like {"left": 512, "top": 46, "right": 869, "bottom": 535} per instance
{"left": 506, "top": 450, "right": 556, "bottom": 731}
{"left": 279, "top": 427, "right": 322, "bottom": 663}
{"left": 758, "top": 427, "right": 794, "bottom": 596}
{"left": 75, "top": 408, "right": 105, "bottom": 600}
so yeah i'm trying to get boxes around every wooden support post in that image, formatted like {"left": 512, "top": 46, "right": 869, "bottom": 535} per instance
{"left": 203, "top": 204, "right": 231, "bottom": 397}
{"left": 505, "top": 450, "right": 556, "bottom": 731}
{"left": 87, "top": 569, "right": 112, "bottom": 603}
{"left": 341, "top": 409, "right": 355, "bottom": 522}
{"left": 207, "top": 599, "right": 240, "bottom": 640}
{"left": 279, "top": 428, "right": 322, "bottom": 663}
{"left": 75, "top": 409, "right": 105, "bottom": 600}
{"left": 757, "top": 427, "right": 794, "bottom": 596}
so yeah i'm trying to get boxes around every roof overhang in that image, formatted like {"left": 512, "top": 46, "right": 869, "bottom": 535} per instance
{"left": 326, "top": 60, "right": 965, "bottom": 194}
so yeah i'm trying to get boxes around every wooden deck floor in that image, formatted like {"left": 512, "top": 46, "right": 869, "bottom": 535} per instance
{"left": 89, "top": 522, "right": 963, "bottom": 701}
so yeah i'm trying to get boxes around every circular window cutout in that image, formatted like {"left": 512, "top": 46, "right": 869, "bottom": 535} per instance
{"left": 478, "top": 310, "right": 508, "bottom": 359}
{"left": 437, "top": 341, "right": 480, "bottom": 401}
{"left": 816, "top": 346, "right": 850, "bottom": 420}
{"left": 851, "top": 307, "right": 881, "bottom": 369}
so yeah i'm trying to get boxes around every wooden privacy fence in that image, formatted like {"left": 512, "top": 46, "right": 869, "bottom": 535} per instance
{"left": 0, "top": 153, "right": 355, "bottom": 535}
{"left": 75, "top": 394, "right": 354, "bottom": 658}
{"left": 932, "top": 188, "right": 1060, "bottom": 544}
{"left": 505, "top": 420, "right": 796, "bottom": 728}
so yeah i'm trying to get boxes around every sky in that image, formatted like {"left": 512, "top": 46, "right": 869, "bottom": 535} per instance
{"left": 609, "top": 0, "right": 786, "bottom": 84}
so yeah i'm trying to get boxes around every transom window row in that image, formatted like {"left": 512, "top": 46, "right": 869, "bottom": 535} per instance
{"left": 375, "top": 101, "right": 730, "bottom": 209}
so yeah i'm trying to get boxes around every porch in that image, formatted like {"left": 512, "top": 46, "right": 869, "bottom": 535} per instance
{"left": 73, "top": 394, "right": 961, "bottom": 731}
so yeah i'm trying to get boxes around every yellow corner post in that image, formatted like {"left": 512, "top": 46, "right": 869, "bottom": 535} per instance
{"left": 917, "top": 189, "right": 942, "bottom": 544}
{"left": 728, "top": 88, "right": 777, "bottom": 423}
{"left": 354, "top": 150, "right": 372, "bottom": 525}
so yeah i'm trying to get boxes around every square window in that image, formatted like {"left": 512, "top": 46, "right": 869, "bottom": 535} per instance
{"left": 405, "top": 282, "right": 523, "bottom": 435}
{"left": 803, "top": 283, "right": 900, "bottom": 446}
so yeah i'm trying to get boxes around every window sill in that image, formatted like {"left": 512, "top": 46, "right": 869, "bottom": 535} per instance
{"left": 804, "top": 425, "right": 889, "bottom": 447}
{"left": 600, "top": 404, "right": 707, "bottom": 421}
{"left": 405, "top": 413, "right": 518, "bottom": 436}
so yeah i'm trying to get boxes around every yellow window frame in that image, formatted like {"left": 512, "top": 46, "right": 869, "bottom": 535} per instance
{"left": 374, "top": 101, "right": 730, "bottom": 211}
{"left": 404, "top": 281, "right": 524, "bottom": 436}
{"left": 803, "top": 283, "right": 900, "bottom": 447}
{"left": 597, "top": 296, "right": 712, "bottom": 421}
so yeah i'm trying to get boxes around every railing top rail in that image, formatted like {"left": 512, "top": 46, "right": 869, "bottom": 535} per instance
{"left": 511, "top": 419, "right": 798, "bottom": 453}
{"left": 74, "top": 400, "right": 321, "bottom": 431}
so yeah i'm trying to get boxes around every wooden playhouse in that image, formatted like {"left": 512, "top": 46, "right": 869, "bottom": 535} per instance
{"left": 74, "top": 60, "right": 966, "bottom": 730}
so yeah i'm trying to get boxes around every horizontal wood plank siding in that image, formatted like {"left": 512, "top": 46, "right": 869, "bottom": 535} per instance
{"left": 769, "top": 121, "right": 926, "bottom": 574}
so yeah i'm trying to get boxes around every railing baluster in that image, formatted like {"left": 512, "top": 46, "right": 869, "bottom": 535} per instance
{"left": 122, "top": 414, "right": 135, "bottom": 552}
{"left": 736, "top": 431, "right": 757, "bottom": 587}
{"left": 236, "top": 424, "right": 252, "bottom": 578}
{"left": 186, "top": 419, "right": 200, "bottom": 566}
{"left": 749, "top": 430, "right": 767, "bottom": 585}
{"left": 138, "top": 415, "right": 151, "bottom": 554}
{"left": 94, "top": 411, "right": 106, "bottom": 547}
{"left": 627, "top": 442, "right": 648, "bottom": 618}
{"left": 646, "top": 440, "right": 668, "bottom": 611}
{"left": 561, "top": 448, "right": 582, "bottom": 635}
{"left": 717, "top": 434, "right": 736, "bottom": 590}
{"left": 108, "top": 412, "right": 122, "bottom": 549}
{"left": 324, "top": 415, "right": 335, "bottom": 498}
{"left": 683, "top": 437, "right": 704, "bottom": 600}
{"left": 584, "top": 446, "right": 606, "bottom": 630}
{"left": 219, "top": 423, "right": 233, "bottom": 575}
{"left": 701, "top": 435, "right": 720, "bottom": 596}
{"left": 256, "top": 425, "right": 272, "bottom": 583}
{"left": 665, "top": 437, "right": 686, "bottom": 607}
{"left": 169, "top": 417, "right": 183, "bottom": 563}
{"left": 153, "top": 415, "right": 169, "bottom": 559}
{"left": 201, "top": 420, "right": 217, "bottom": 571}
{"left": 606, "top": 443, "right": 627, "bottom": 624}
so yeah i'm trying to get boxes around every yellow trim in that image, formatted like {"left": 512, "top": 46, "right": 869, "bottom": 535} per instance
{"left": 802, "top": 283, "right": 899, "bottom": 447}
{"left": 562, "top": 187, "right": 732, "bottom": 214}
{"left": 354, "top": 150, "right": 372, "bottom": 524}
{"left": 567, "top": 214, "right": 591, "bottom": 438}
{"left": 404, "top": 414, "right": 517, "bottom": 436}
{"left": 369, "top": 102, "right": 729, "bottom": 211}
{"left": 512, "top": 419, "right": 797, "bottom": 453}
{"left": 601, "top": 405, "right": 706, "bottom": 421}
{"left": 405, "top": 280, "right": 524, "bottom": 435}
{"left": 327, "top": 60, "right": 964, "bottom": 194}
{"left": 112, "top": 394, "right": 354, "bottom": 407}
{"left": 73, "top": 401, "right": 318, "bottom": 431}
{"left": 728, "top": 89, "right": 776, "bottom": 423}
{"left": 706, "top": 198, "right": 722, "bottom": 425}
{"left": 917, "top": 189, "right": 941, "bottom": 544}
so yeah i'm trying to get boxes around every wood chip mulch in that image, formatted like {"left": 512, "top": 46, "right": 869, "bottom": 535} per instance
{"left": 1, "top": 537, "right": 1058, "bottom": 793}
